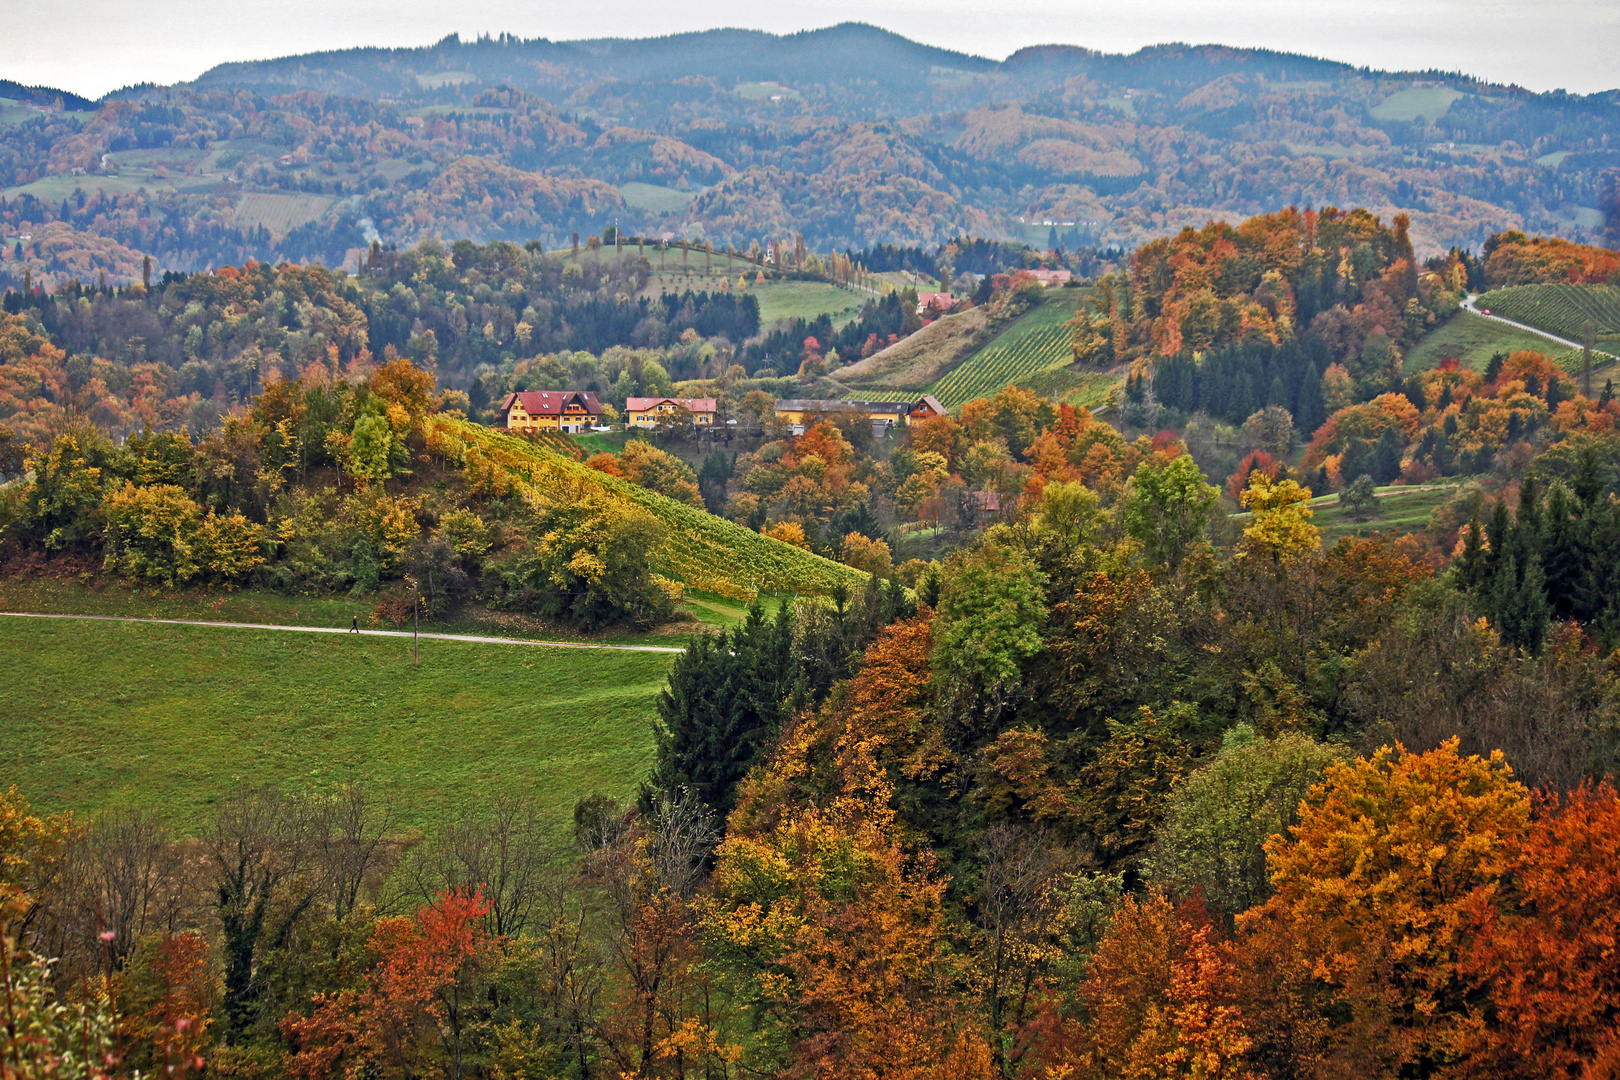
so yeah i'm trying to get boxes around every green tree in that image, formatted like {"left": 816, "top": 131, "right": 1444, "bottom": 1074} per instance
{"left": 520, "top": 488, "right": 676, "bottom": 630}
{"left": 1148, "top": 725, "right": 1347, "bottom": 914}
{"left": 933, "top": 537, "right": 1047, "bottom": 714}
{"left": 649, "top": 603, "right": 797, "bottom": 816}
{"left": 346, "top": 410, "right": 397, "bottom": 483}
{"left": 101, "top": 481, "right": 203, "bottom": 586}
{"left": 1121, "top": 454, "right": 1219, "bottom": 570}
{"left": 1341, "top": 473, "right": 1378, "bottom": 522}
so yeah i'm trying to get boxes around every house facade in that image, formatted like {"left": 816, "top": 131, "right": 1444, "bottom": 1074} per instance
{"left": 774, "top": 396, "right": 949, "bottom": 434}
{"left": 497, "top": 390, "right": 603, "bottom": 433}
{"left": 625, "top": 396, "right": 718, "bottom": 428}
{"left": 1027, "top": 268, "right": 1073, "bottom": 287}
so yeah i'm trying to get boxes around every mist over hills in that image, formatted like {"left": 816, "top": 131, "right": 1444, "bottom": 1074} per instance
{"left": 1, "top": 23, "right": 1616, "bottom": 284}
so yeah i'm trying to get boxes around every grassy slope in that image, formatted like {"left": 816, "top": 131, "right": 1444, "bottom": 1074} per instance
{"left": 832, "top": 307, "right": 990, "bottom": 391}
{"left": 751, "top": 280, "right": 866, "bottom": 327}
{"left": 1404, "top": 312, "right": 1560, "bottom": 372}
{"left": 453, "top": 419, "right": 866, "bottom": 599}
{"left": 0, "top": 618, "right": 673, "bottom": 832}
{"left": 1308, "top": 483, "right": 1459, "bottom": 546}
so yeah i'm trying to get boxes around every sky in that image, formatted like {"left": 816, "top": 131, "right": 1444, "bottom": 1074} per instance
{"left": 7, "top": 0, "right": 1619, "bottom": 101}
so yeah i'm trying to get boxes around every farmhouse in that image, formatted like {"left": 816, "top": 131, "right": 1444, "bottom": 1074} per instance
{"left": 916, "top": 291, "right": 954, "bottom": 315}
{"left": 1027, "top": 268, "right": 1073, "bottom": 287}
{"left": 775, "top": 396, "right": 947, "bottom": 434}
{"left": 497, "top": 390, "right": 603, "bottom": 433}
{"left": 626, "top": 396, "right": 718, "bottom": 428}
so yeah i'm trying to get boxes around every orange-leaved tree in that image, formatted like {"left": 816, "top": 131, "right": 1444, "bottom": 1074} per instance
{"left": 1460, "top": 781, "right": 1620, "bottom": 1078}
{"left": 282, "top": 888, "right": 492, "bottom": 1080}
{"left": 1247, "top": 739, "right": 1529, "bottom": 1076}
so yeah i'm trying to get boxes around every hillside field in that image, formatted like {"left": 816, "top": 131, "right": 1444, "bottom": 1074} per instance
{"left": 453, "top": 419, "right": 867, "bottom": 600}
{"left": 1474, "top": 284, "right": 1620, "bottom": 349}
{"left": 0, "top": 617, "right": 674, "bottom": 832}
{"left": 1404, "top": 311, "right": 1562, "bottom": 372}
{"left": 930, "top": 290, "right": 1094, "bottom": 407}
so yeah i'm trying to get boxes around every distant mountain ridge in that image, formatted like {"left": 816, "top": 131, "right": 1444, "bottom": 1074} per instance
{"left": 1, "top": 22, "right": 1615, "bottom": 285}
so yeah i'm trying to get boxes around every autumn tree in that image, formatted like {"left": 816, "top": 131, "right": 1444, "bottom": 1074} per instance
{"left": 1249, "top": 739, "right": 1530, "bottom": 1076}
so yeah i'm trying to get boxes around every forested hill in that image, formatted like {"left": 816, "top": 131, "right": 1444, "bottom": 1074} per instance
{"left": 1, "top": 25, "right": 1617, "bottom": 288}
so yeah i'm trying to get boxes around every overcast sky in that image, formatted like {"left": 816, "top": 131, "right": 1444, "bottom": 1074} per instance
{"left": 8, "top": 0, "right": 1619, "bottom": 100}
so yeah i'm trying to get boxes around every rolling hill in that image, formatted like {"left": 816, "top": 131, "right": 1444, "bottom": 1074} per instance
{"left": 448, "top": 418, "right": 867, "bottom": 601}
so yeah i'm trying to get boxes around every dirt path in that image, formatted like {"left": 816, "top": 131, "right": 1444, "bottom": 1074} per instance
{"left": 0, "top": 611, "right": 687, "bottom": 653}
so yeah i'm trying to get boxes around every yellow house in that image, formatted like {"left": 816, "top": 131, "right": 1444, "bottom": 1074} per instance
{"left": 497, "top": 391, "right": 603, "bottom": 432}
{"left": 625, "top": 396, "right": 718, "bottom": 428}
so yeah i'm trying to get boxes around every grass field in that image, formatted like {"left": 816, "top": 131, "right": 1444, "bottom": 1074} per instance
{"left": 930, "top": 291, "right": 1089, "bottom": 407}
{"left": 1371, "top": 86, "right": 1465, "bottom": 123}
{"left": 1404, "top": 312, "right": 1560, "bottom": 372}
{"left": 1309, "top": 483, "right": 1458, "bottom": 546}
{"left": 619, "top": 182, "right": 696, "bottom": 214}
{"left": 0, "top": 574, "right": 727, "bottom": 646}
{"left": 1474, "top": 284, "right": 1620, "bottom": 347}
{"left": 235, "top": 192, "right": 335, "bottom": 236}
{"left": 0, "top": 618, "right": 673, "bottom": 832}
{"left": 752, "top": 280, "right": 866, "bottom": 327}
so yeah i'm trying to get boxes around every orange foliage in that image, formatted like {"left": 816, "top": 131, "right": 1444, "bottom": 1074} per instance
{"left": 1227, "top": 450, "right": 1279, "bottom": 502}
{"left": 281, "top": 890, "right": 492, "bottom": 1080}
{"left": 1483, "top": 231, "right": 1620, "bottom": 287}
{"left": 1461, "top": 782, "right": 1620, "bottom": 1078}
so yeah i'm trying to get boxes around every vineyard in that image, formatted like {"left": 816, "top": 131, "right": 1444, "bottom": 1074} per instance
{"left": 1475, "top": 284, "right": 1620, "bottom": 350}
{"left": 931, "top": 324, "right": 1076, "bottom": 408}
{"left": 445, "top": 419, "right": 868, "bottom": 601}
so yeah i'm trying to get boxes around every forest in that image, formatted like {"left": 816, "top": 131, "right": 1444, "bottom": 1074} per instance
{"left": 2, "top": 25, "right": 1619, "bottom": 292}
{"left": 5, "top": 204, "right": 1620, "bottom": 1078}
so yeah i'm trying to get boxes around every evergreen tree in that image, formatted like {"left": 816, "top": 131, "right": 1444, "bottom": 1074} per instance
{"left": 1485, "top": 498, "right": 1513, "bottom": 583}
{"left": 1297, "top": 361, "right": 1325, "bottom": 435}
{"left": 648, "top": 603, "right": 797, "bottom": 816}
{"left": 1489, "top": 547, "right": 1550, "bottom": 653}
{"left": 1370, "top": 427, "right": 1405, "bottom": 484}
{"left": 1455, "top": 506, "right": 1487, "bottom": 592}
{"left": 1541, "top": 482, "right": 1584, "bottom": 620}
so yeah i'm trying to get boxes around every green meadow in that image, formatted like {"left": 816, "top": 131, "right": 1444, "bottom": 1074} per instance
{"left": 0, "top": 617, "right": 676, "bottom": 833}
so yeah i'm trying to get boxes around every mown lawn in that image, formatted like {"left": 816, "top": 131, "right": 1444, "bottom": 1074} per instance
{"left": 1405, "top": 312, "right": 1558, "bottom": 372}
{"left": 0, "top": 618, "right": 675, "bottom": 833}
{"left": 0, "top": 575, "right": 726, "bottom": 647}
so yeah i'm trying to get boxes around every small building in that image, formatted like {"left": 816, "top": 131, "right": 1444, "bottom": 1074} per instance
{"left": 1027, "top": 268, "right": 1073, "bottom": 287}
{"left": 625, "top": 396, "right": 718, "bottom": 428}
{"left": 907, "top": 395, "right": 948, "bottom": 423}
{"left": 498, "top": 390, "right": 603, "bottom": 433}
{"left": 916, "top": 291, "right": 954, "bottom": 315}
{"left": 965, "top": 490, "right": 1003, "bottom": 513}
{"left": 774, "top": 398, "right": 943, "bottom": 435}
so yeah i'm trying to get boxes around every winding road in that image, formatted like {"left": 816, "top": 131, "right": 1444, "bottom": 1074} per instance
{"left": 1461, "top": 293, "right": 1615, "bottom": 359}
{"left": 0, "top": 611, "right": 687, "bottom": 653}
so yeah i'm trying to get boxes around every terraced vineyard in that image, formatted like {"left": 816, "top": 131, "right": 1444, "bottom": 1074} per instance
{"left": 445, "top": 418, "right": 866, "bottom": 601}
{"left": 1475, "top": 284, "right": 1620, "bottom": 349}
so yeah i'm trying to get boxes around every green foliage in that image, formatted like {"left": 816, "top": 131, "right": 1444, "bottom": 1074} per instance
{"left": 649, "top": 603, "right": 797, "bottom": 815}
{"left": 517, "top": 488, "right": 677, "bottom": 630}
{"left": 1341, "top": 474, "right": 1378, "bottom": 522}
{"left": 933, "top": 538, "right": 1047, "bottom": 702}
{"left": 1147, "top": 724, "right": 1348, "bottom": 913}
{"left": 1120, "top": 454, "right": 1219, "bottom": 570}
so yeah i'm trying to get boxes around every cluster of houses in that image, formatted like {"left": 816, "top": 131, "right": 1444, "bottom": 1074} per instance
{"left": 496, "top": 392, "right": 947, "bottom": 435}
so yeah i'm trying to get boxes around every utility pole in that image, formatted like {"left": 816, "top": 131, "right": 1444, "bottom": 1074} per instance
{"left": 406, "top": 576, "right": 419, "bottom": 668}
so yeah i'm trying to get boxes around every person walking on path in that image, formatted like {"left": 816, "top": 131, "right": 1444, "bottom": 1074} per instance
{"left": 350, "top": 615, "right": 360, "bottom": 633}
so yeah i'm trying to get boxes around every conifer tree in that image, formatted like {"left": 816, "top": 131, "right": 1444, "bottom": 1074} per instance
{"left": 649, "top": 603, "right": 797, "bottom": 817}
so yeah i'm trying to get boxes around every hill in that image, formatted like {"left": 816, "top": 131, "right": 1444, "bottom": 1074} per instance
{"left": 930, "top": 289, "right": 1093, "bottom": 408}
{"left": 450, "top": 419, "right": 867, "bottom": 600}
{"left": 2, "top": 26, "right": 1617, "bottom": 280}
{"left": 1474, "top": 283, "right": 1620, "bottom": 350}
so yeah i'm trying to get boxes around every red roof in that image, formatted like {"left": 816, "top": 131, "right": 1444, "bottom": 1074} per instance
{"left": 625, "top": 396, "right": 718, "bottom": 413}
{"left": 497, "top": 390, "right": 602, "bottom": 417}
